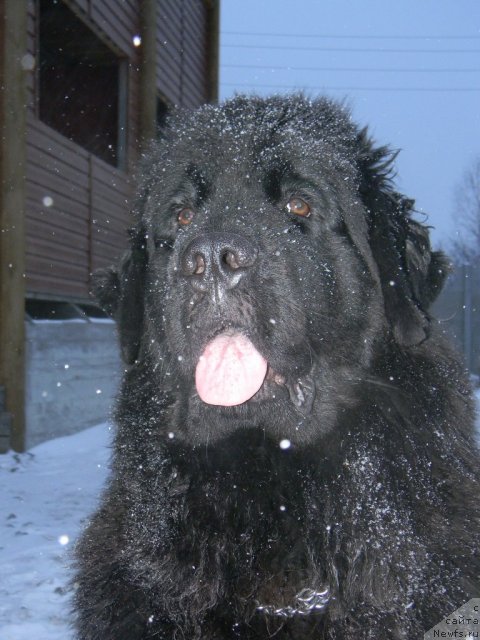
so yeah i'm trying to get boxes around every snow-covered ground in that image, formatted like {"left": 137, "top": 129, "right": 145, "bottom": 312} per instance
{"left": 1, "top": 394, "right": 479, "bottom": 640}
{"left": 0, "top": 423, "right": 112, "bottom": 640}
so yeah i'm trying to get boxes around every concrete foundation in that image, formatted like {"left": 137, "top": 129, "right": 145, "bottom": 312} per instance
{"left": 25, "top": 317, "right": 122, "bottom": 449}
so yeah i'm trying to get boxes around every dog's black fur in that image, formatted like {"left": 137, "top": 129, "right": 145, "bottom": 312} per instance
{"left": 73, "top": 95, "right": 480, "bottom": 639}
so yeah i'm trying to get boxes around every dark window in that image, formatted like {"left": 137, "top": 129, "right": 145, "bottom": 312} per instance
{"left": 26, "top": 299, "right": 84, "bottom": 321}
{"left": 25, "top": 299, "right": 110, "bottom": 321}
{"left": 39, "top": 0, "right": 127, "bottom": 167}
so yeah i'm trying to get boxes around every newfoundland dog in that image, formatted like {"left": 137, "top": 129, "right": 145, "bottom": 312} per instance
{"left": 73, "top": 95, "right": 480, "bottom": 639}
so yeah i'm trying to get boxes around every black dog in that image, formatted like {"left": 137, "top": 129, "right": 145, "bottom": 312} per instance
{"left": 73, "top": 96, "right": 480, "bottom": 639}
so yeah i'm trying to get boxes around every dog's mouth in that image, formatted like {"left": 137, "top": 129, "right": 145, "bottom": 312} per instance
{"left": 194, "top": 332, "right": 315, "bottom": 414}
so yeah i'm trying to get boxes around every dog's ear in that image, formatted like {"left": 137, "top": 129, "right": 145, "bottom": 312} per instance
{"left": 90, "top": 226, "right": 147, "bottom": 364}
{"left": 404, "top": 218, "right": 450, "bottom": 308}
{"left": 356, "top": 131, "right": 450, "bottom": 346}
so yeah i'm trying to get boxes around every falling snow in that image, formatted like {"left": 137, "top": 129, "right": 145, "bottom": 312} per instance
{"left": 42, "top": 196, "right": 54, "bottom": 208}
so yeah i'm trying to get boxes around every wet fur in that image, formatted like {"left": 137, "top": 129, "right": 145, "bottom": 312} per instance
{"left": 73, "top": 95, "right": 480, "bottom": 639}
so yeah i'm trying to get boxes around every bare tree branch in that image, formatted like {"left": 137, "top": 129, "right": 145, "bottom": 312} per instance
{"left": 451, "top": 156, "right": 480, "bottom": 264}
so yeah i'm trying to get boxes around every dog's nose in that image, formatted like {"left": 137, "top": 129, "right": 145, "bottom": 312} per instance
{"left": 180, "top": 232, "right": 257, "bottom": 292}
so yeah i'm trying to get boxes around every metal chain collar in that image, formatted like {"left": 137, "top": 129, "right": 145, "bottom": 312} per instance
{"left": 256, "top": 587, "right": 330, "bottom": 618}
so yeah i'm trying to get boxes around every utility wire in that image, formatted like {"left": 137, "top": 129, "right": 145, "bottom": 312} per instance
{"left": 222, "top": 31, "right": 480, "bottom": 40}
{"left": 222, "top": 83, "right": 480, "bottom": 92}
{"left": 222, "top": 63, "right": 480, "bottom": 73}
{"left": 222, "top": 44, "right": 480, "bottom": 53}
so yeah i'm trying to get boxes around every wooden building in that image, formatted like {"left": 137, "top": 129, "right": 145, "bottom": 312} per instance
{"left": 0, "top": 0, "right": 220, "bottom": 451}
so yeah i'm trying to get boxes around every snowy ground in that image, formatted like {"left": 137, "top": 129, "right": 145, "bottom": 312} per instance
{"left": 1, "top": 395, "right": 479, "bottom": 640}
{"left": 0, "top": 423, "right": 112, "bottom": 640}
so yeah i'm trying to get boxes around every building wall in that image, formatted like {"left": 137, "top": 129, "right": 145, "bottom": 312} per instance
{"left": 3, "top": 0, "right": 219, "bottom": 450}
{"left": 25, "top": 0, "right": 139, "bottom": 299}
{"left": 24, "top": 0, "right": 214, "bottom": 301}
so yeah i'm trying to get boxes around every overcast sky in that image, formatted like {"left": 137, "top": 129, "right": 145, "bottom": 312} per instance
{"left": 219, "top": 0, "right": 480, "bottom": 250}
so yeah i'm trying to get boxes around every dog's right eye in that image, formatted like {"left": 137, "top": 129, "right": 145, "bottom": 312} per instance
{"left": 178, "top": 208, "right": 195, "bottom": 226}
{"left": 286, "top": 197, "right": 311, "bottom": 218}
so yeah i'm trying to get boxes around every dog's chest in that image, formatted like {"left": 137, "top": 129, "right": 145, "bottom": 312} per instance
{"left": 164, "top": 453, "right": 323, "bottom": 607}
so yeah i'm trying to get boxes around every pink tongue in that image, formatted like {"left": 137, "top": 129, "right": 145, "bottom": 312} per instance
{"left": 195, "top": 333, "right": 268, "bottom": 406}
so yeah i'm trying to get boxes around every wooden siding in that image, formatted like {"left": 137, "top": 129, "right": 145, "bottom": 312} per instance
{"left": 25, "top": 116, "right": 132, "bottom": 298}
{"left": 90, "top": 0, "right": 139, "bottom": 55}
{"left": 182, "top": 0, "right": 208, "bottom": 107}
{"left": 90, "top": 155, "right": 132, "bottom": 271}
{"left": 24, "top": 0, "right": 213, "bottom": 301}
{"left": 157, "top": 0, "right": 209, "bottom": 106}
{"left": 157, "top": 1, "right": 183, "bottom": 103}
{"left": 26, "top": 116, "right": 91, "bottom": 298}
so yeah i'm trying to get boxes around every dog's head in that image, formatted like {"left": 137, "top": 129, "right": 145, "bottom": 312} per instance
{"left": 93, "top": 96, "right": 448, "bottom": 445}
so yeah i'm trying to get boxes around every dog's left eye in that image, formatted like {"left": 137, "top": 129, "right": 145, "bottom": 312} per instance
{"left": 178, "top": 208, "right": 195, "bottom": 226}
{"left": 286, "top": 197, "right": 311, "bottom": 218}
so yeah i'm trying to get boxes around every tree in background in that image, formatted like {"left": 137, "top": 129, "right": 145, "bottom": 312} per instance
{"left": 450, "top": 155, "right": 480, "bottom": 265}
{"left": 434, "top": 155, "right": 480, "bottom": 377}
